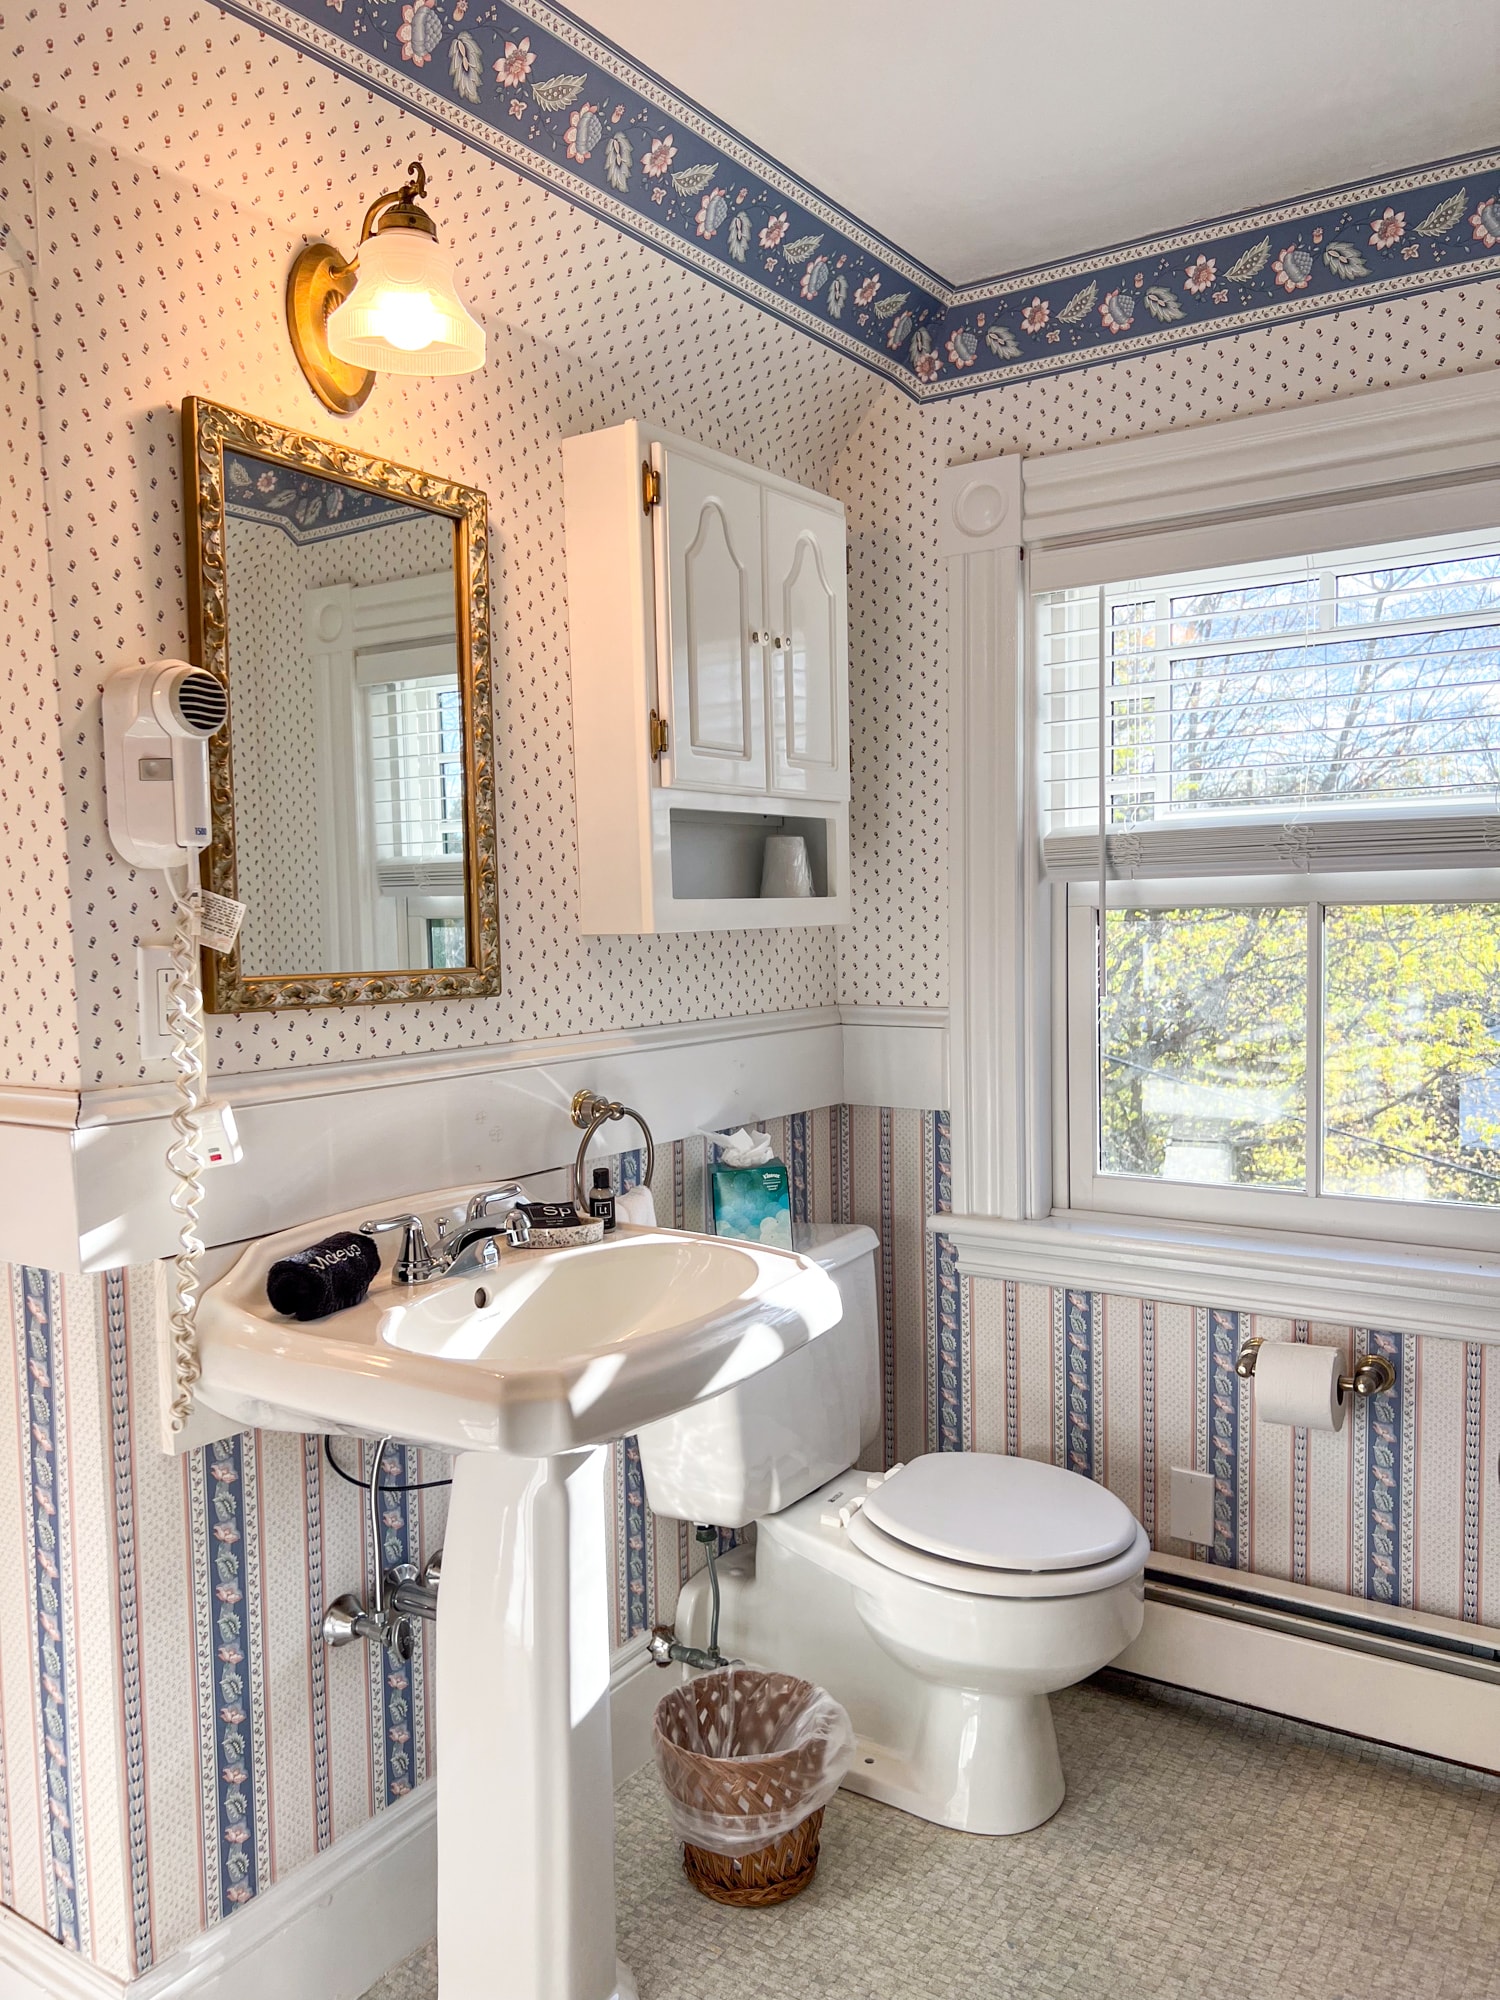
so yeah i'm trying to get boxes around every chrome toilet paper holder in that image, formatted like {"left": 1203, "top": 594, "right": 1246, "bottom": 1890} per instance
{"left": 1235, "top": 1337, "right": 1395, "bottom": 1401}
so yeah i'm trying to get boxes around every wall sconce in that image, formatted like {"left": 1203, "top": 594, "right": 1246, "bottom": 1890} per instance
{"left": 286, "top": 161, "right": 485, "bottom": 415}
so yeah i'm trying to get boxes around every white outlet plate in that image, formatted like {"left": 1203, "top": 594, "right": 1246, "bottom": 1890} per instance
{"left": 1169, "top": 1465, "right": 1216, "bottom": 1547}
{"left": 137, "top": 944, "right": 176, "bottom": 1061}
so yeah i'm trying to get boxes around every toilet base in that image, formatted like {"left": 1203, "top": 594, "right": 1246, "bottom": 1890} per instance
{"left": 674, "top": 1483, "right": 1143, "bottom": 1840}
{"left": 841, "top": 1690, "right": 1065, "bottom": 1836}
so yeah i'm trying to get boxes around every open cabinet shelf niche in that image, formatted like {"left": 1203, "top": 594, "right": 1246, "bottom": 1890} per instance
{"left": 563, "top": 418, "right": 851, "bottom": 935}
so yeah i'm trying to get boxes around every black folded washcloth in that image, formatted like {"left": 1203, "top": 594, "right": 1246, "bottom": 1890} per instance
{"left": 267, "top": 1230, "right": 381, "bottom": 1321}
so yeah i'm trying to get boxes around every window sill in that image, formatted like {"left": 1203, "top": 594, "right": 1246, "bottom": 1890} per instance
{"left": 933, "top": 1209, "right": 1500, "bottom": 1344}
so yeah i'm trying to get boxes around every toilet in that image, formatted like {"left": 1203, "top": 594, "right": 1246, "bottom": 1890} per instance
{"left": 633, "top": 1222, "right": 1149, "bottom": 1836}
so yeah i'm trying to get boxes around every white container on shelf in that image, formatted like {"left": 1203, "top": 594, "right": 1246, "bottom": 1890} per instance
{"left": 761, "top": 833, "right": 813, "bottom": 899}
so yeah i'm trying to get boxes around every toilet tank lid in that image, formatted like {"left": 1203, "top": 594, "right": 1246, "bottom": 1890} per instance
{"left": 793, "top": 1222, "right": 880, "bottom": 1271}
{"left": 862, "top": 1453, "right": 1140, "bottom": 1573}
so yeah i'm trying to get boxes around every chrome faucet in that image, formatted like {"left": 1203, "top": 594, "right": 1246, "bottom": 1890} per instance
{"left": 465, "top": 1183, "right": 532, "bottom": 1240}
{"left": 361, "top": 1183, "right": 532, "bottom": 1284}
{"left": 360, "top": 1213, "right": 442, "bottom": 1285}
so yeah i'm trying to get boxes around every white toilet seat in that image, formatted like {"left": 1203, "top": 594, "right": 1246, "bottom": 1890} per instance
{"left": 846, "top": 1506, "right": 1151, "bottom": 1598}
{"left": 863, "top": 1452, "right": 1139, "bottom": 1571}
{"left": 843, "top": 1453, "right": 1149, "bottom": 1599}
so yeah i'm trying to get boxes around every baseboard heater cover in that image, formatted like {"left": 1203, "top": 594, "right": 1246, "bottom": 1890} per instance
{"left": 1115, "top": 1556, "right": 1500, "bottom": 1773}
{"left": 1143, "top": 1559, "right": 1500, "bottom": 1683}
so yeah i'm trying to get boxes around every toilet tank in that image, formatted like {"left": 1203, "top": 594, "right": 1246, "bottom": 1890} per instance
{"left": 634, "top": 1222, "right": 881, "bottom": 1529}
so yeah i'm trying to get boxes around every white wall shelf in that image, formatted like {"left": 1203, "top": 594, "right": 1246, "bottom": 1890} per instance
{"left": 563, "top": 419, "right": 850, "bottom": 933}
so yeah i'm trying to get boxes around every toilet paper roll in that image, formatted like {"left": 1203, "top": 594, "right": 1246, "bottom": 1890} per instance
{"left": 1253, "top": 1340, "right": 1345, "bottom": 1432}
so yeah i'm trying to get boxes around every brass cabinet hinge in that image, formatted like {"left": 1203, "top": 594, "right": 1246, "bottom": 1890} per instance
{"left": 641, "top": 460, "right": 661, "bottom": 513}
{"left": 648, "top": 708, "right": 669, "bottom": 761}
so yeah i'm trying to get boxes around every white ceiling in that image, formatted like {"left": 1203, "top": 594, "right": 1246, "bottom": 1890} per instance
{"left": 570, "top": 0, "right": 1500, "bottom": 284}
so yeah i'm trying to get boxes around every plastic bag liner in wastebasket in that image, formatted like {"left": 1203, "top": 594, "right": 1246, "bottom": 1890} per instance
{"left": 653, "top": 1667, "right": 856, "bottom": 1858}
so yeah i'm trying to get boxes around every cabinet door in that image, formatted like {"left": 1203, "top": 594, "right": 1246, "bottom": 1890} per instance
{"left": 654, "top": 445, "right": 766, "bottom": 792}
{"left": 764, "top": 490, "right": 848, "bottom": 800}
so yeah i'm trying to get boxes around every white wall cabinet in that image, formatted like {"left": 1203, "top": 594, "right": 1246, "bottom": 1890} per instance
{"left": 563, "top": 420, "right": 850, "bottom": 934}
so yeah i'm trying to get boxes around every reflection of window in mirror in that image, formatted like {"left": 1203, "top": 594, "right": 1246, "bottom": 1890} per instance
{"left": 365, "top": 661, "right": 467, "bottom": 968}
{"left": 307, "top": 567, "right": 466, "bottom": 975}
{"left": 223, "top": 447, "right": 470, "bottom": 978}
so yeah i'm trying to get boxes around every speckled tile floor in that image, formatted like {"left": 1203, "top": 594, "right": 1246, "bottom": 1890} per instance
{"left": 365, "top": 1673, "right": 1500, "bottom": 2000}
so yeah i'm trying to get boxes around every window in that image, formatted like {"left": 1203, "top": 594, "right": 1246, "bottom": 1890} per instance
{"left": 1040, "top": 528, "right": 1500, "bottom": 1251}
{"left": 365, "top": 671, "right": 467, "bottom": 970}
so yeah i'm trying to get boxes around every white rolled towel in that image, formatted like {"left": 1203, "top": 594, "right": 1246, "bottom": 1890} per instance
{"left": 615, "top": 1183, "right": 657, "bottom": 1228}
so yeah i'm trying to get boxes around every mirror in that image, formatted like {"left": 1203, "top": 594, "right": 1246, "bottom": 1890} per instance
{"left": 182, "top": 399, "right": 499, "bottom": 1009}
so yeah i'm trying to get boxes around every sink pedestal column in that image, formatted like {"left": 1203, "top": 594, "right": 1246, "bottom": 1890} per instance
{"left": 436, "top": 1447, "right": 635, "bottom": 2000}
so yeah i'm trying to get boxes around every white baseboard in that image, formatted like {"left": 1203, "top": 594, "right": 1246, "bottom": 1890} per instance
{"left": 1116, "top": 1585, "right": 1500, "bottom": 1771}
{"left": 0, "top": 1650, "right": 670, "bottom": 2000}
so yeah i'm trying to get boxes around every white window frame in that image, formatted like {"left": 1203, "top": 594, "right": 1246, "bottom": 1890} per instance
{"left": 936, "top": 369, "right": 1500, "bottom": 1342}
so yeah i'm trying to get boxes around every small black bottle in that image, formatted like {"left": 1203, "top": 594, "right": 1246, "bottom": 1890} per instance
{"left": 588, "top": 1167, "right": 616, "bottom": 1233}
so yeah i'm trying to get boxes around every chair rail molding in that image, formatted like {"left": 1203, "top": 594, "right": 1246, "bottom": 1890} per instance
{"left": 936, "top": 1210, "right": 1500, "bottom": 1346}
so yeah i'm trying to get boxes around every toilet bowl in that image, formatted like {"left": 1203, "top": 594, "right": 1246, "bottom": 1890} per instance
{"left": 634, "top": 1223, "right": 1149, "bottom": 1837}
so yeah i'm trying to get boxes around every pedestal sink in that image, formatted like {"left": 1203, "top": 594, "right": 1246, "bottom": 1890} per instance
{"left": 196, "top": 1189, "right": 842, "bottom": 2000}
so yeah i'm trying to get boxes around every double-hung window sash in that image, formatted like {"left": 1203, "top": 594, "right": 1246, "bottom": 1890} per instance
{"left": 1037, "top": 527, "right": 1500, "bottom": 1240}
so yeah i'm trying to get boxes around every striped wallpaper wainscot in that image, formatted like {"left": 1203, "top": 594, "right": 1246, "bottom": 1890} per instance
{"left": 5, "top": 1102, "right": 1500, "bottom": 1988}
{"left": 960, "top": 1280, "right": 1500, "bottom": 1624}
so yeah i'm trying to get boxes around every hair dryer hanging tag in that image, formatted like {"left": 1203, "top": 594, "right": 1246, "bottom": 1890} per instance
{"left": 185, "top": 887, "right": 246, "bottom": 953}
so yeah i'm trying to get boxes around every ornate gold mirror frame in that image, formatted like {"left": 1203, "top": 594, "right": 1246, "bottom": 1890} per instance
{"left": 182, "top": 396, "right": 500, "bottom": 1010}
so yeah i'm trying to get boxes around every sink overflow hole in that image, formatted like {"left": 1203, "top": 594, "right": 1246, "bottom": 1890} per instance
{"left": 474, "top": 1287, "right": 488, "bottom": 1308}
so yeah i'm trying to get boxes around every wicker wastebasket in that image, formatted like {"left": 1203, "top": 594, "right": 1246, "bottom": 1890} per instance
{"left": 653, "top": 1668, "right": 855, "bottom": 1907}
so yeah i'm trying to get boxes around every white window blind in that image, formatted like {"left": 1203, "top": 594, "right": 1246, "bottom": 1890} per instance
{"left": 1040, "top": 528, "right": 1500, "bottom": 881}
{"left": 367, "top": 674, "right": 465, "bottom": 882}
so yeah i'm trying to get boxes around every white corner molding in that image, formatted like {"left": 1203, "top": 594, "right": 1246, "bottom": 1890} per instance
{"left": 839, "top": 1006, "right": 948, "bottom": 1111}
{"left": 937, "top": 1210, "right": 1500, "bottom": 1344}
{"left": 939, "top": 453, "right": 1048, "bottom": 1219}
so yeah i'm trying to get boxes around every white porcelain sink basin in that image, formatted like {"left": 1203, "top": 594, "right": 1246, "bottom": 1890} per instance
{"left": 198, "top": 1180, "right": 843, "bottom": 2000}
{"left": 196, "top": 1188, "right": 841, "bottom": 1455}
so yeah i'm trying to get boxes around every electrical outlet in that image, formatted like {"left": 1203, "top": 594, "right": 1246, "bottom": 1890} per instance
{"left": 137, "top": 945, "right": 175, "bottom": 1061}
{"left": 1169, "top": 1466, "right": 1215, "bottom": 1547}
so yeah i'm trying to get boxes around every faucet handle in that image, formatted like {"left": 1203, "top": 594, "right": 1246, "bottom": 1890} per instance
{"left": 466, "top": 1182, "right": 527, "bottom": 1224}
{"left": 360, "top": 1214, "right": 438, "bottom": 1285}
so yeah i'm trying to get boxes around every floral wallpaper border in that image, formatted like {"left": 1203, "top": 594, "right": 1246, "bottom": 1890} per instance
{"left": 218, "top": 0, "right": 1500, "bottom": 394}
{"left": 224, "top": 450, "right": 430, "bottom": 545}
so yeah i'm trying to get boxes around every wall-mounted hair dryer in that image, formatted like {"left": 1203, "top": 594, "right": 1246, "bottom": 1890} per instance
{"left": 102, "top": 660, "right": 234, "bottom": 1442}
{"left": 103, "top": 661, "right": 228, "bottom": 869}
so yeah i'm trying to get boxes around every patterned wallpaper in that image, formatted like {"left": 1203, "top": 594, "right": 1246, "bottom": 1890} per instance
{"left": 0, "top": 213, "right": 77, "bottom": 1089}
{"left": 0, "top": 34, "right": 880, "bottom": 1089}
{"left": 225, "top": 511, "right": 454, "bottom": 975}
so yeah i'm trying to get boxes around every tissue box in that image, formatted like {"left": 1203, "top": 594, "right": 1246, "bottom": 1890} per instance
{"left": 711, "top": 1160, "right": 793, "bottom": 1249}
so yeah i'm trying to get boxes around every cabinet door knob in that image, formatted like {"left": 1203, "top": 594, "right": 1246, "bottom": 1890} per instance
{"left": 750, "top": 629, "right": 764, "bottom": 644}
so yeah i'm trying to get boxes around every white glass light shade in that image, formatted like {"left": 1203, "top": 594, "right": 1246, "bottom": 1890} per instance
{"left": 326, "top": 229, "right": 485, "bottom": 377}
